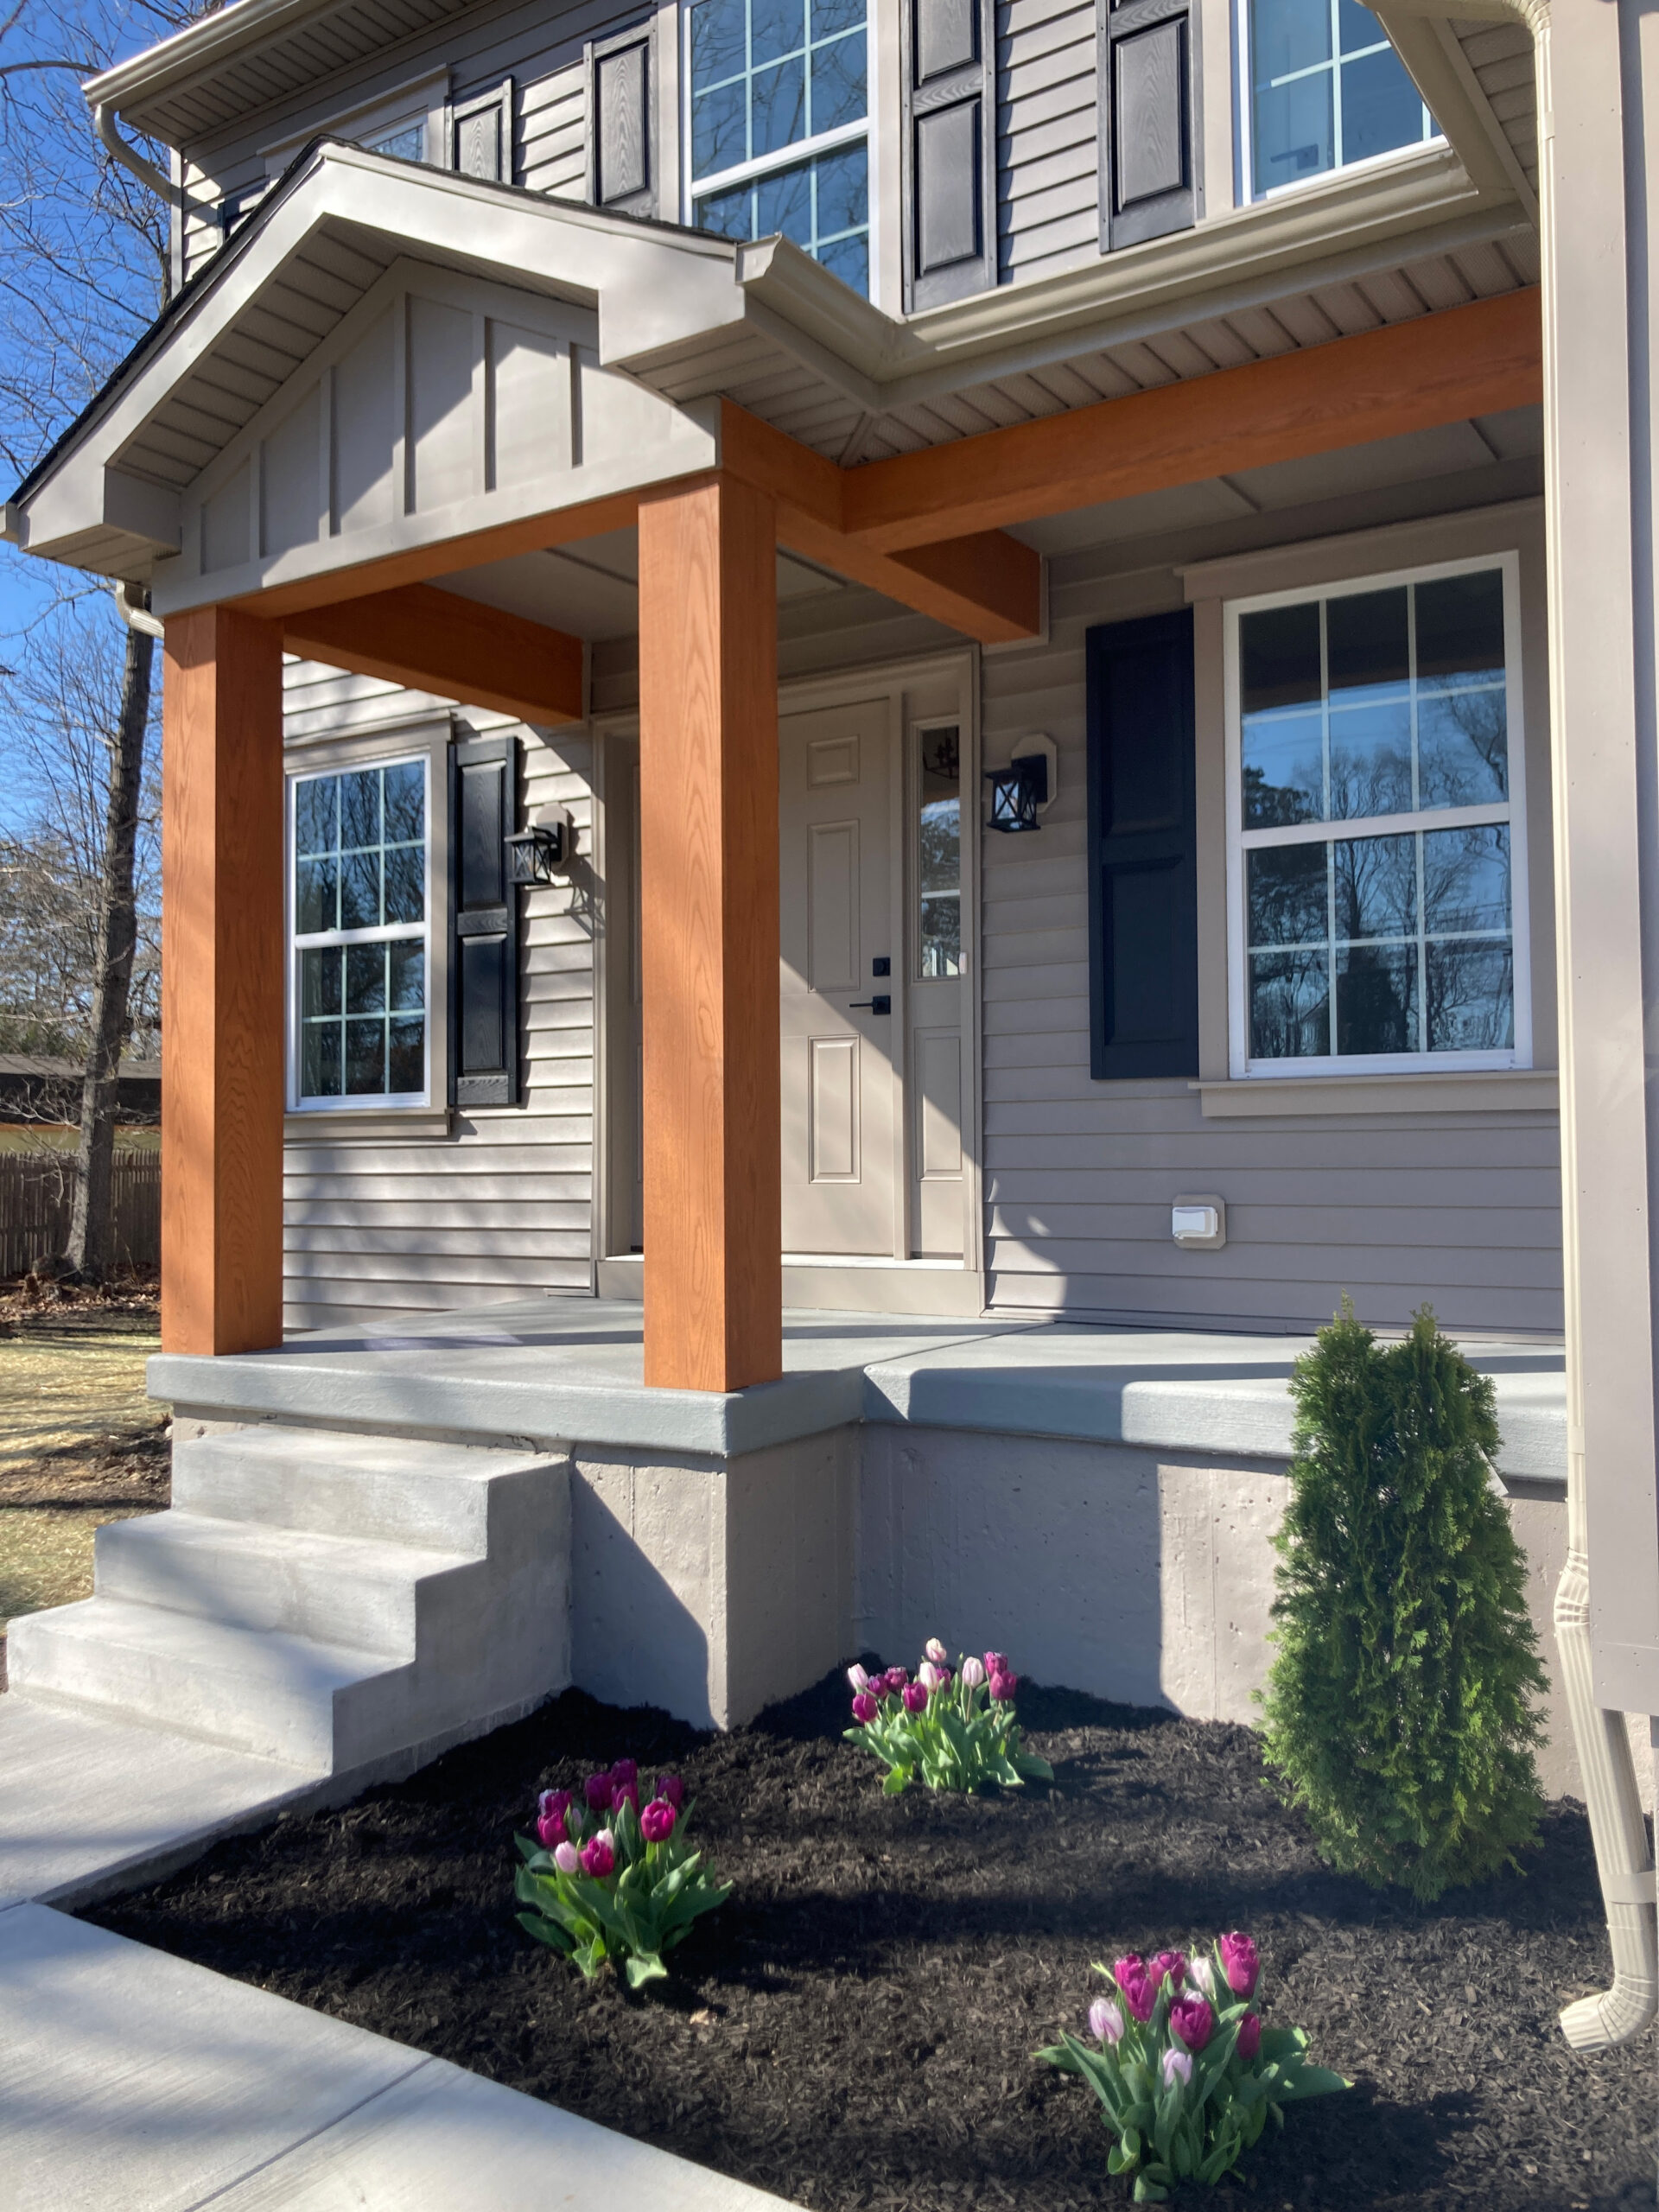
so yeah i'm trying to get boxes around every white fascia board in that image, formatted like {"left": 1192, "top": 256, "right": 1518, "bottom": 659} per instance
{"left": 85, "top": 0, "right": 365, "bottom": 118}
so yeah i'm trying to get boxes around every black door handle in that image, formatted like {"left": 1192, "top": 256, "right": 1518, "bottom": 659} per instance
{"left": 849, "top": 995, "right": 892, "bottom": 1014}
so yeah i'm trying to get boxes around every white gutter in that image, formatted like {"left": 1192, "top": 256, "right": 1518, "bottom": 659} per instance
{"left": 92, "top": 103, "right": 186, "bottom": 209}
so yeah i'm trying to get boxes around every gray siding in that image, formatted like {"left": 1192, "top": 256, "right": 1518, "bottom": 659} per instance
{"left": 281, "top": 659, "right": 595, "bottom": 1329}
{"left": 996, "top": 0, "right": 1098, "bottom": 287}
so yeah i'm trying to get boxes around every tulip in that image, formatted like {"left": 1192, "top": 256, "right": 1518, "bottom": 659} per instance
{"left": 584, "top": 1772, "right": 614, "bottom": 1812}
{"left": 882, "top": 1667, "right": 909, "bottom": 1694}
{"left": 1188, "top": 1956, "right": 1215, "bottom": 1997}
{"left": 1088, "top": 1996, "right": 1124, "bottom": 2046}
{"left": 988, "top": 1669, "right": 1016, "bottom": 1703}
{"left": 983, "top": 1651, "right": 1011, "bottom": 1678}
{"left": 902, "top": 1681, "right": 928, "bottom": 1714}
{"left": 1236, "top": 2012, "right": 1262, "bottom": 2063}
{"left": 612, "top": 1777, "right": 639, "bottom": 1815}
{"left": 1148, "top": 1949, "right": 1187, "bottom": 1993}
{"left": 851, "top": 1690, "right": 879, "bottom": 1724}
{"left": 640, "top": 1797, "right": 677, "bottom": 1844}
{"left": 656, "top": 1772, "right": 684, "bottom": 1808}
{"left": 961, "top": 1656, "right": 987, "bottom": 1690}
{"left": 1161, "top": 2045, "right": 1193, "bottom": 2090}
{"left": 1168, "top": 1995, "right": 1214, "bottom": 2053}
{"left": 918, "top": 1662, "right": 943, "bottom": 1692}
{"left": 553, "top": 1840, "right": 580, "bottom": 1875}
{"left": 1113, "top": 1955, "right": 1157, "bottom": 2024}
{"left": 609, "top": 1758, "right": 638, "bottom": 1788}
{"left": 925, "top": 1637, "right": 949, "bottom": 1664}
{"left": 580, "top": 1829, "right": 615, "bottom": 1878}
{"left": 536, "top": 1807, "right": 568, "bottom": 1849}
{"left": 537, "top": 1787, "right": 572, "bottom": 1822}
{"left": 847, "top": 1664, "right": 870, "bottom": 1693}
{"left": 1219, "top": 1931, "right": 1260, "bottom": 1999}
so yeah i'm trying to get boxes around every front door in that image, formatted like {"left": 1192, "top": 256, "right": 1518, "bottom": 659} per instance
{"left": 779, "top": 698, "right": 899, "bottom": 1255}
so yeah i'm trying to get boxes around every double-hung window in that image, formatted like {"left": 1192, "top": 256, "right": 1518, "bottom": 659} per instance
{"left": 685, "top": 0, "right": 871, "bottom": 297}
{"left": 1240, "top": 0, "right": 1434, "bottom": 199}
{"left": 1226, "top": 556, "right": 1529, "bottom": 1077}
{"left": 289, "top": 760, "right": 430, "bottom": 1108}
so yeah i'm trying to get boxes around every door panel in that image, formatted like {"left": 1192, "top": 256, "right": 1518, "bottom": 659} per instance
{"left": 781, "top": 699, "right": 898, "bottom": 1255}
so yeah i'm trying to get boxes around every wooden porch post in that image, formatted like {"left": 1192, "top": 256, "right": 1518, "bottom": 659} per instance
{"left": 161, "top": 606, "right": 286, "bottom": 1356}
{"left": 637, "top": 473, "right": 782, "bottom": 1390}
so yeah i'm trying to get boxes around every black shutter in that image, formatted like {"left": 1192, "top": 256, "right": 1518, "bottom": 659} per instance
{"left": 1086, "top": 609, "right": 1198, "bottom": 1079}
{"left": 450, "top": 734, "right": 521, "bottom": 1108}
{"left": 902, "top": 0, "right": 995, "bottom": 309}
{"left": 1098, "top": 0, "right": 1198, "bottom": 251}
{"left": 454, "top": 81, "right": 512, "bottom": 181}
{"left": 588, "top": 24, "right": 654, "bottom": 217}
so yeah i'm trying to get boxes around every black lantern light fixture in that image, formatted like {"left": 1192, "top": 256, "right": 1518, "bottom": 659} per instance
{"left": 984, "top": 753, "right": 1047, "bottom": 833}
{"left": 505, "top": 806, "right": 575, "bottom": 885}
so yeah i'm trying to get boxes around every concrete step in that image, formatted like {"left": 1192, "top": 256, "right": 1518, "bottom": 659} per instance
{"left": 170, "top": 1427, "right": 550, "bottom": 1554}
{"left": 94, "top": 1511, "right": 480, "bottom": 1659}
{"left": 6, "top": 1599, "right": 389, "bottom": 1769}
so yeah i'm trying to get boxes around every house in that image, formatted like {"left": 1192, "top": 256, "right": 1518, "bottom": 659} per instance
{"left": 3, "top": 0, "right": 1656, "bottom": 2046}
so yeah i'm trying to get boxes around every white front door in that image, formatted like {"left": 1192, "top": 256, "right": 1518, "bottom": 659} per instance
{"left": 779, "top": 698, "right": 900, "bottom": 1255}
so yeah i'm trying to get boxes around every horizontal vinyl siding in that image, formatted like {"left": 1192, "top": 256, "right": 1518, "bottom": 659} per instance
{"left": 1452, "top": 20, "right": 1538, "bottom": 192}
{"left": 977, "top": 562, "right": 1563, "bottom": 1338}
{"left": 281, "top": 662, "right": 596, "bottom": 1328}
{"left": 997, "top": 0, "right": 1098, "bottom": 287}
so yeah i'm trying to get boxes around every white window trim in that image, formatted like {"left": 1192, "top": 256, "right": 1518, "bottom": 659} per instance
{"left": 286, "top": 750, "right": 435, "bottom": 1114}
{"left": 1233, "top": 1, "right": 1440, "bottom": 207}
{"left": 1223, "top": 549, "right": 1531, "bottom": 1080}
{"left": 678, "top": 0, "right": 875, "bottom": 290}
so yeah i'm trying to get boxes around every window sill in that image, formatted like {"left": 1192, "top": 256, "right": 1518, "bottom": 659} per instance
{"left": 285, "top": 1107, "right": 454, "bottom": 1141}
{"left": 1191, "top": 1070, "right": 1557, "bottom": 1118}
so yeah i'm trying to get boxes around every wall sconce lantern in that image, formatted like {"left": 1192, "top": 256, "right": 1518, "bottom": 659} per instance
{"left": 505, "top": 807, "right": 575, "bottom": 885}
{"left": 984, "top": 734, "right": 1058, "bottom": 834}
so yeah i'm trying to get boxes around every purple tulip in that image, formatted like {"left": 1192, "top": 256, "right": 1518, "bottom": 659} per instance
{"left": 584, "top": 1772, "right": 614, "bottom": 1813}
{"left": 640, "top": 1797, "right": 677, "bottom": 1844}
{"left": 925, "top": 1637, "right": 949, "bottom": 1664}
{"left": 609, "top": 1759, "right": 638, "bottom": 1789}
{"left": 1168, "top": 1995, "right": 1214, "bottom": 2053}
{"left": 988, "top": 1669, "right": 1016, "bottom": 1703}
{"left": 848, "top": 1664, "right": 870, "bottom": 1693}
{"left": 1219, "top": 1931, "right": 1260, "bottom": 1999}
{"left": 612, "top": 1777, "right": 639, "bottom": 1815}
{"left": 656, "top": 1773, "right": 684, "bottom": 1808}
{"left": 1113, "top": 1955, "right": 1157, "bottom": 2024}
{"left": 1161, "top": 2046, "right": 1193, "bottom": 2090}
{"left": 851, "top": 1691, "right": 879, "bottom": 1724}
{"left": 1148, "top": 1949, "right": 1187, "bottom": 1993}
{"left": 902, "top": 1681, "right": 929, "bottom": 1714}
{"left": 553, "top": 1840, "right": 580, "bottom": 1874}
{"left": 579, "top": 1829, "right": 615, "bottom": 1878}
{"left": 1088, "top": 1996, "right": 1124, "bottom": 2045}
{"left": 1236, "top": 2012, "right": 1262, "bottom": 2063}
{"left": 882, "top": 1667, "right": 909, "bottom": 1694}
{"left": 961, "top": 1656, "right": 987, "bottom": 1690}
{"left": 536, "top": 1808, "right": 568, "bottom": 1849}
{"left": 983, "top": 1650, "right": 1011, "bottom": 1678}
{"left": 537, "top": 1787, "right": 572, "bottom": 1822}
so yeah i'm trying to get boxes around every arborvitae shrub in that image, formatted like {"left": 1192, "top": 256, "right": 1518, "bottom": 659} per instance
{"left": 1258, "top": 1301, "right": 1546, "bottom": 1901}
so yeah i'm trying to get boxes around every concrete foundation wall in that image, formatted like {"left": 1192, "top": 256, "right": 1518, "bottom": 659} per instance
{"left": 856, "top": 1423, "right": 1643, "bottom": 1806}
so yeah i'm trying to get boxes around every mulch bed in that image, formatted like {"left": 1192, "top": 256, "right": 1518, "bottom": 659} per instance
{"left": 87, "top": 1672, "right": 1655, "bottom": 2211}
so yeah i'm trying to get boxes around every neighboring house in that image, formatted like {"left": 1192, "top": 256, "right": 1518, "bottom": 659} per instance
{"left": 0, "top": 1055, "right": 162, "bottom": 1124}
{"left": 6, "top": 0, "right": 1659, "bottom": 2050}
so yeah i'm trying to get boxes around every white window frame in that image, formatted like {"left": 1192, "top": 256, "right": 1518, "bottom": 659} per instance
{"left": 1224, "top": 550, "right": 1531, "bottom": 1080}
{"left": 679, "top": 0, "right": 875, "bottom": 291}
{"left": 286, "top": 751, "right": 435, "bottom": 1114}
{"left": 1233, "top": 0, "right": 1440, "bottom": 205}
{"left": 261, "top": 67, "right": 451, "bottom": 180}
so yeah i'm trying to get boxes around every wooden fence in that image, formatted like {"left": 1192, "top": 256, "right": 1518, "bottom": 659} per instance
{"left": 0, "top": 1154, "right": 162, "bottom": 1279}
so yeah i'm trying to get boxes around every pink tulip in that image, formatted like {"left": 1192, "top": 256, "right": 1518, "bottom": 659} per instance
{"left": 901, "top": 1681, "right": 928, "bottom": 1714}
{"left": 1219, "top": 1932, "right": 1260, "bottom": 1999}
{"left": 1088, "top": 1996, "right": 1124, "bottom": 2045}
{"left": 640, "top": 1797, "right": 677, "bottom": 1844}
{"left": 918, "top": 1662, "right": 943, "bottom": 1692}
{"left": 925, "top": 1637, "right": 949, "bottom": 1664}
{"left": 656, "top": 1773, "right": 684, "bottom": 1808}
{"left": 1236, "top": 2012, "right": 1262, "bottom": 2063}
{"left": 848, "top": 1664, "right": 870, "bottom": 1693}
{"left": 579, "top": 1829, "right": 615, "bottom": 1878}
{"left": 584, "top": 1772, "right": 614, "bottom": 1812}
{"left": 1114, "top": 1955, "right": 1157, "bottom": 2024}
{"left": 1148, "top": 1949, "right": 1187, "bottom": 1993}
{"left": 1161, "top": 2046, "right": 1193, "bottom": 2090}
{"left": 961, "top": 1656, "right": 987, "bottom": 1690}
{"left": 988, "top": 1669, "right": 1016, "bottom": 1703}
{"left": 536, "top": 1808, "right": 568, "bottom": 1849}
{"left": 1168, "top": 1995, "right": 1214, "bottom": 2053}
{"left": 851, "top": 1691, "right": 879, "bottom": 1724}
{"left": 609, "top": 1759, "right": 638, "bottom": 1788}
{"left": 983, "top": 1650, "right": 1010, "bottom": 1677}
{"left": 553, "top": 1840, "right": 580, "bottom": 1875}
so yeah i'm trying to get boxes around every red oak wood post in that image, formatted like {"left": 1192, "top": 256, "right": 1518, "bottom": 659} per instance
{"left": 161, "top": 605, "right": 286, "bottom": 1355}
{"left": 637, "top": 472, "right": 783, "bottom": 1390}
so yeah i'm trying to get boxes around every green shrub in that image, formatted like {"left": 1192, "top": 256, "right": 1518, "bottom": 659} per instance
{"left": 1257, "top": 1301, "right": 1546, "bottom": 1900}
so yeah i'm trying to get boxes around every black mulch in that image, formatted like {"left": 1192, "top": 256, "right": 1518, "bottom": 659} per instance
{"left": 86, "top": 1672, "right": 1656, "bottom": 2211}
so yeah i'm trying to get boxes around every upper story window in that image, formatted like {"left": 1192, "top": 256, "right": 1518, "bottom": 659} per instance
{"left": 685, "top": 0, "right": 870, "bottom": 296}
{"left": 1241, "top": 0, "right": 1434, "bottom": 199}
{"left": 1225, "top": 556, "right": 1529, "bottom": 1076}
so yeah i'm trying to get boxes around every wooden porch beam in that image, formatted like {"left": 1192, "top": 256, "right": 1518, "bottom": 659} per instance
{"left": 839, "top": 288, "right": 1545, "bottom": 553}
{"left": 161, "top": 605, "right": 286, "bottom": 1357}
{"left": 638, "top": 472, "right": 783, "bottom": 1391}
{"left": 283, "top": 582, "right": 584, "bottom": 723}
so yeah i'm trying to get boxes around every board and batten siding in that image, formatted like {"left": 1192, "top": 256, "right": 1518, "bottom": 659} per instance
{"left": 996, "top": 0, "right": 1098, "bottom": 287}
{"left": 977, "top": 557, "right": 1563, "bottom": 1338}
{"left": 281, "top": 657, "right": 596, "bottom": 1329}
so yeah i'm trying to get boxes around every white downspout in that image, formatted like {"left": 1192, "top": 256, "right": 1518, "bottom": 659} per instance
{"left": 92, "top": 101, "right": 187, "bottom": 210}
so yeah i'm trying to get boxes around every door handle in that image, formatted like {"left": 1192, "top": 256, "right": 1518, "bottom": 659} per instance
{"left": 849, "top": 995, "right": 892, "bottom": 1014}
